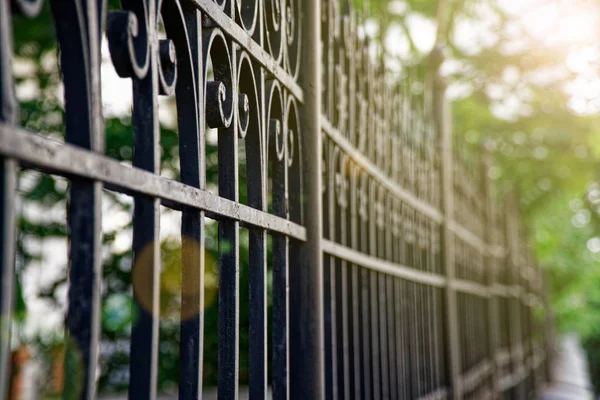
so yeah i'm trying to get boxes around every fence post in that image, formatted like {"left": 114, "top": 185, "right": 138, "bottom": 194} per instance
{"left": 430, "top": 46, "right": 462, "bottom": 399}
{"left": 481, "top": 148, "right": 499, "bottom": 398}
{"left": 289, "top": 0, "right": 324, "bottom": 398}
{"left": 541, "top": 269, "right": 555, "bottom": 384}
{"left": 0, "top": 2, "right": 18, "bottom": 396}
{"left": 505, "top": 191, "right": 524, "bottom": 398}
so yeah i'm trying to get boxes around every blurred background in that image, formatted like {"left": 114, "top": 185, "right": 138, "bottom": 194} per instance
{"left": 7, "top": 0, "right": 600, "bottom": 397}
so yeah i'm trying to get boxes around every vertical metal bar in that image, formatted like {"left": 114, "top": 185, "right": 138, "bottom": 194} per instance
{"left": 351, "top": 264, "right": 361, "bottom": 400}
{"left": 324, "top": 250, "right": 335, "bottom": 400}
{"left": 430, "top": 222, "right": 442, "bottom": 393}
{"left": 393, "top": 278, "right": 405, "bottom": 399}
{"left": 247, "top": 72, "right": 267, "bottom": 400}
{"left": 336, "top": 162, "right": 350, "bottom": 400}
{"left": 377, "top": 212, "right": 389, "bottom": 400}
{"left": 126, "top": 2, "right": 160, "bottom": 399}
{"left": 506, "top": 194, "right": 523, "bottom": 398}
{"left": 247, "top": 0, "right": 268, "bottom": 394}
{"left": 0, "top": 2, "right": 17, "bottom": 396}
{"left": 180, "top": 211, "right": 205, "bottom": 400}
{"left": 408, "top": 281, "right": 419, "bottom": 398}
{"left": 349, "top": 167, "right": 361, "bottom": 400}
{"left": 386, "top": 197, "right": 397, "bottom": 400}
{"left": 431, "top": 47, "right": 462, "bottom": 399}
{"left": 368, "top": 184, "right": 381, "bottom": 400}
{"left": 248, "top": 224, "right": 267, "bottom": 399}
{"left": 217, "top": 57, "right": 240, "bottom": 400}
{"left": 66, "top": 178, "right": 103, "bottom": 400}
{"left": 426, "top": 284, "right": 434, "bottom": 395}
{"left": 541, "top": 270, "right": 554, "bottom": 384}
{"left": 481, "top": 150, "right": 498, "bottom": 397}
{"left": 329, "top": 151, "right": 341, "bottom": 400}
{"left": 289, "top": 0, "right": 324, "bottom": 394}
{"left": 272, "top": 230, "right": 288, "bottom": 400}
{"left": 217, "top": 170, "right": 240, "bottom": 400}
{"left": 435, "top": 286, "right": 444, "bottom": 393}
{"left": 360, "top": 184, "right": 372, "bottom": 400}
{"left": 272, "top": 116, "right": 289, "bottom": 400}
{"left": 129, "top": 62, "right": 161, "bottom": 400}
{"left": 324, "top": 141, "right": 338, "bottom": 400}
{"left": 49, "top": 1, "right": 105, "bottom": 398}
{"left": 178, "top": 8, "right": 205, "bottom": 400}
{"left": 0, "top": 158, "right": 16, "bottom": 400}
{"left": 398, "top": 205, "right": 411, "bottom": 400}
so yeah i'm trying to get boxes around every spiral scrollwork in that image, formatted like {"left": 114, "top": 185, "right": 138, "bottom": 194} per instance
{"left": 284, "top": 0, "right": 300, "bottom": 77}
{"left": 107, "top": 3, "right": 150, "bottom": 80}
{"left": 158, "top": 39, "right": 177, "bottom": 95}
{"left": 335, "top": 163, "right": 348, "bottom": 209}
{"left": 321, "top": 142, "right": 328, "bottom": 194}
{"left": 237, "top": 93, "right": 250, "bottom": 138}
{"left": 285, "top": 96, "right": 299, "bottom": 168}
{"left": 106, "top": 0, "right": 184, "bottom": 97}
{"left": 264, "top": 0, "right": 283, "bottom": 62}
{"left": 358, "top": 174, "right": 368, "bottom": 221}
{"left": 235, "top": 0, "right": 258, "bottom": 35}
{"left": 11, "top": 0, "right": 43, "bottom": 18}
{"left": 203, "top": 28, "right": 234, "bottom": 129}
{"left": 267, "top": 80, "right": 286, "bottom": 163}
{"left": 375, "top": 188, "right": 384, "bottom": 228}
{"left": 269, "top": 118, "right": 285, "bottom": 162}
{"left": 206, "top": 80, "right": 230, "bottom": 128}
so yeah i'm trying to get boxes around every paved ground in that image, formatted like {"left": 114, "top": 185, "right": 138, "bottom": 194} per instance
{"left": 541, "top": 334, "right": 595, "bottom": 400}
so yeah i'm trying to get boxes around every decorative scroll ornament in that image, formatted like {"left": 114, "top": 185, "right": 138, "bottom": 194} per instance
{"left": 235, "top": 0, "right": 258, "bottom": 35}
{"left": 418, "top": 218, "right": 428, "bottom": 250}
{"left": 270, "top": 118, "right": 285, "bottom": 161}
{"left": 335, "top": 169, "right": 348, "bottom": 209}
{"left": 357, "top": 96, "right": 367, "bottom": 151}
{"left": 357, "top": 176, "right": 368, "bottom": 221}
{"left": 106, "top": 0, "right": 177, "bottom": 96}
{"left": 334, "top": 63, "right": 347, "bottom": 133}
{"left": 285, "top": 97, "right": 299, "bottom": 168}
{"left": 321, "top": 144, "right": 327, "bottom": 194}
{"left": 391, "top": 204, "right": 400, "bottom": 236}
{"left": 237, "top": 93, "right": 250, "bottom": 138}
{"left": 284, "top": 0, "right": 301, "bottom": 77}
{"left": 203, "top": 28, "right": 234, "bottom": 129}
{"left": 12, "top": 0, "right": 44, "bottom": 18}
{"left": 404, "top": 207, "right": 414, "bottom": 244}
{"left": 107, "top": 1, "right": 151, "bottom": 79}
{"left": 375, "top": 198, "right": 384, "bottom": 228}
{"left": 236, "top": 51, "right": 260, "bottom": 139}
{"left": 267, "top": 81, "right": 285, "bottom": 163}
{"left": 264, "top": 0, "right": 283, "bottom": 62}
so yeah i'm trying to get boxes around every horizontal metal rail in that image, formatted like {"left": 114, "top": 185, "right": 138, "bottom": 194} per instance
{"left": 0, "top": 125, "right": 307, "bottom": 240}
{"left": 322, "top": 239, "right": 447, "bottom": 287}
{"left": 461, "top": 360, "right": 491, "bottom": 393}
{"left": 417, "top": 387, "right": 449, "bottom": 400}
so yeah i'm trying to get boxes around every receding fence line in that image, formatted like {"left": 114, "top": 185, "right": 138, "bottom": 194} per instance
{"left": 0, "top": 0, "right": 553, "bottom": 399}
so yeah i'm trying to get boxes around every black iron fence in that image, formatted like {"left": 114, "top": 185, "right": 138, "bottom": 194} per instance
{"left": 0, "top": 0, "right": 552, "bottom": 399}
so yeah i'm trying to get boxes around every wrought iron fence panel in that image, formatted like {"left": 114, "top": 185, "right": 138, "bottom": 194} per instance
{"left": 0, "top": 0, "right": 554, "bottom": 399}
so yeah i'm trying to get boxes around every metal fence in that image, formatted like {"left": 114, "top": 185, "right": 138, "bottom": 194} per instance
{"left": 0, "top": 0, "right": 552, "bottom": 399}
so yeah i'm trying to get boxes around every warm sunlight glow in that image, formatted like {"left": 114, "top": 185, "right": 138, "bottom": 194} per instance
{"left": 552, "top": 11, "right": 597, "bottom": 46}
{"left": 501, "top": 0, "right": 600, "bottom": 115}
{"left": 515, "top": 1, "right": 600, "bottom": 49}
